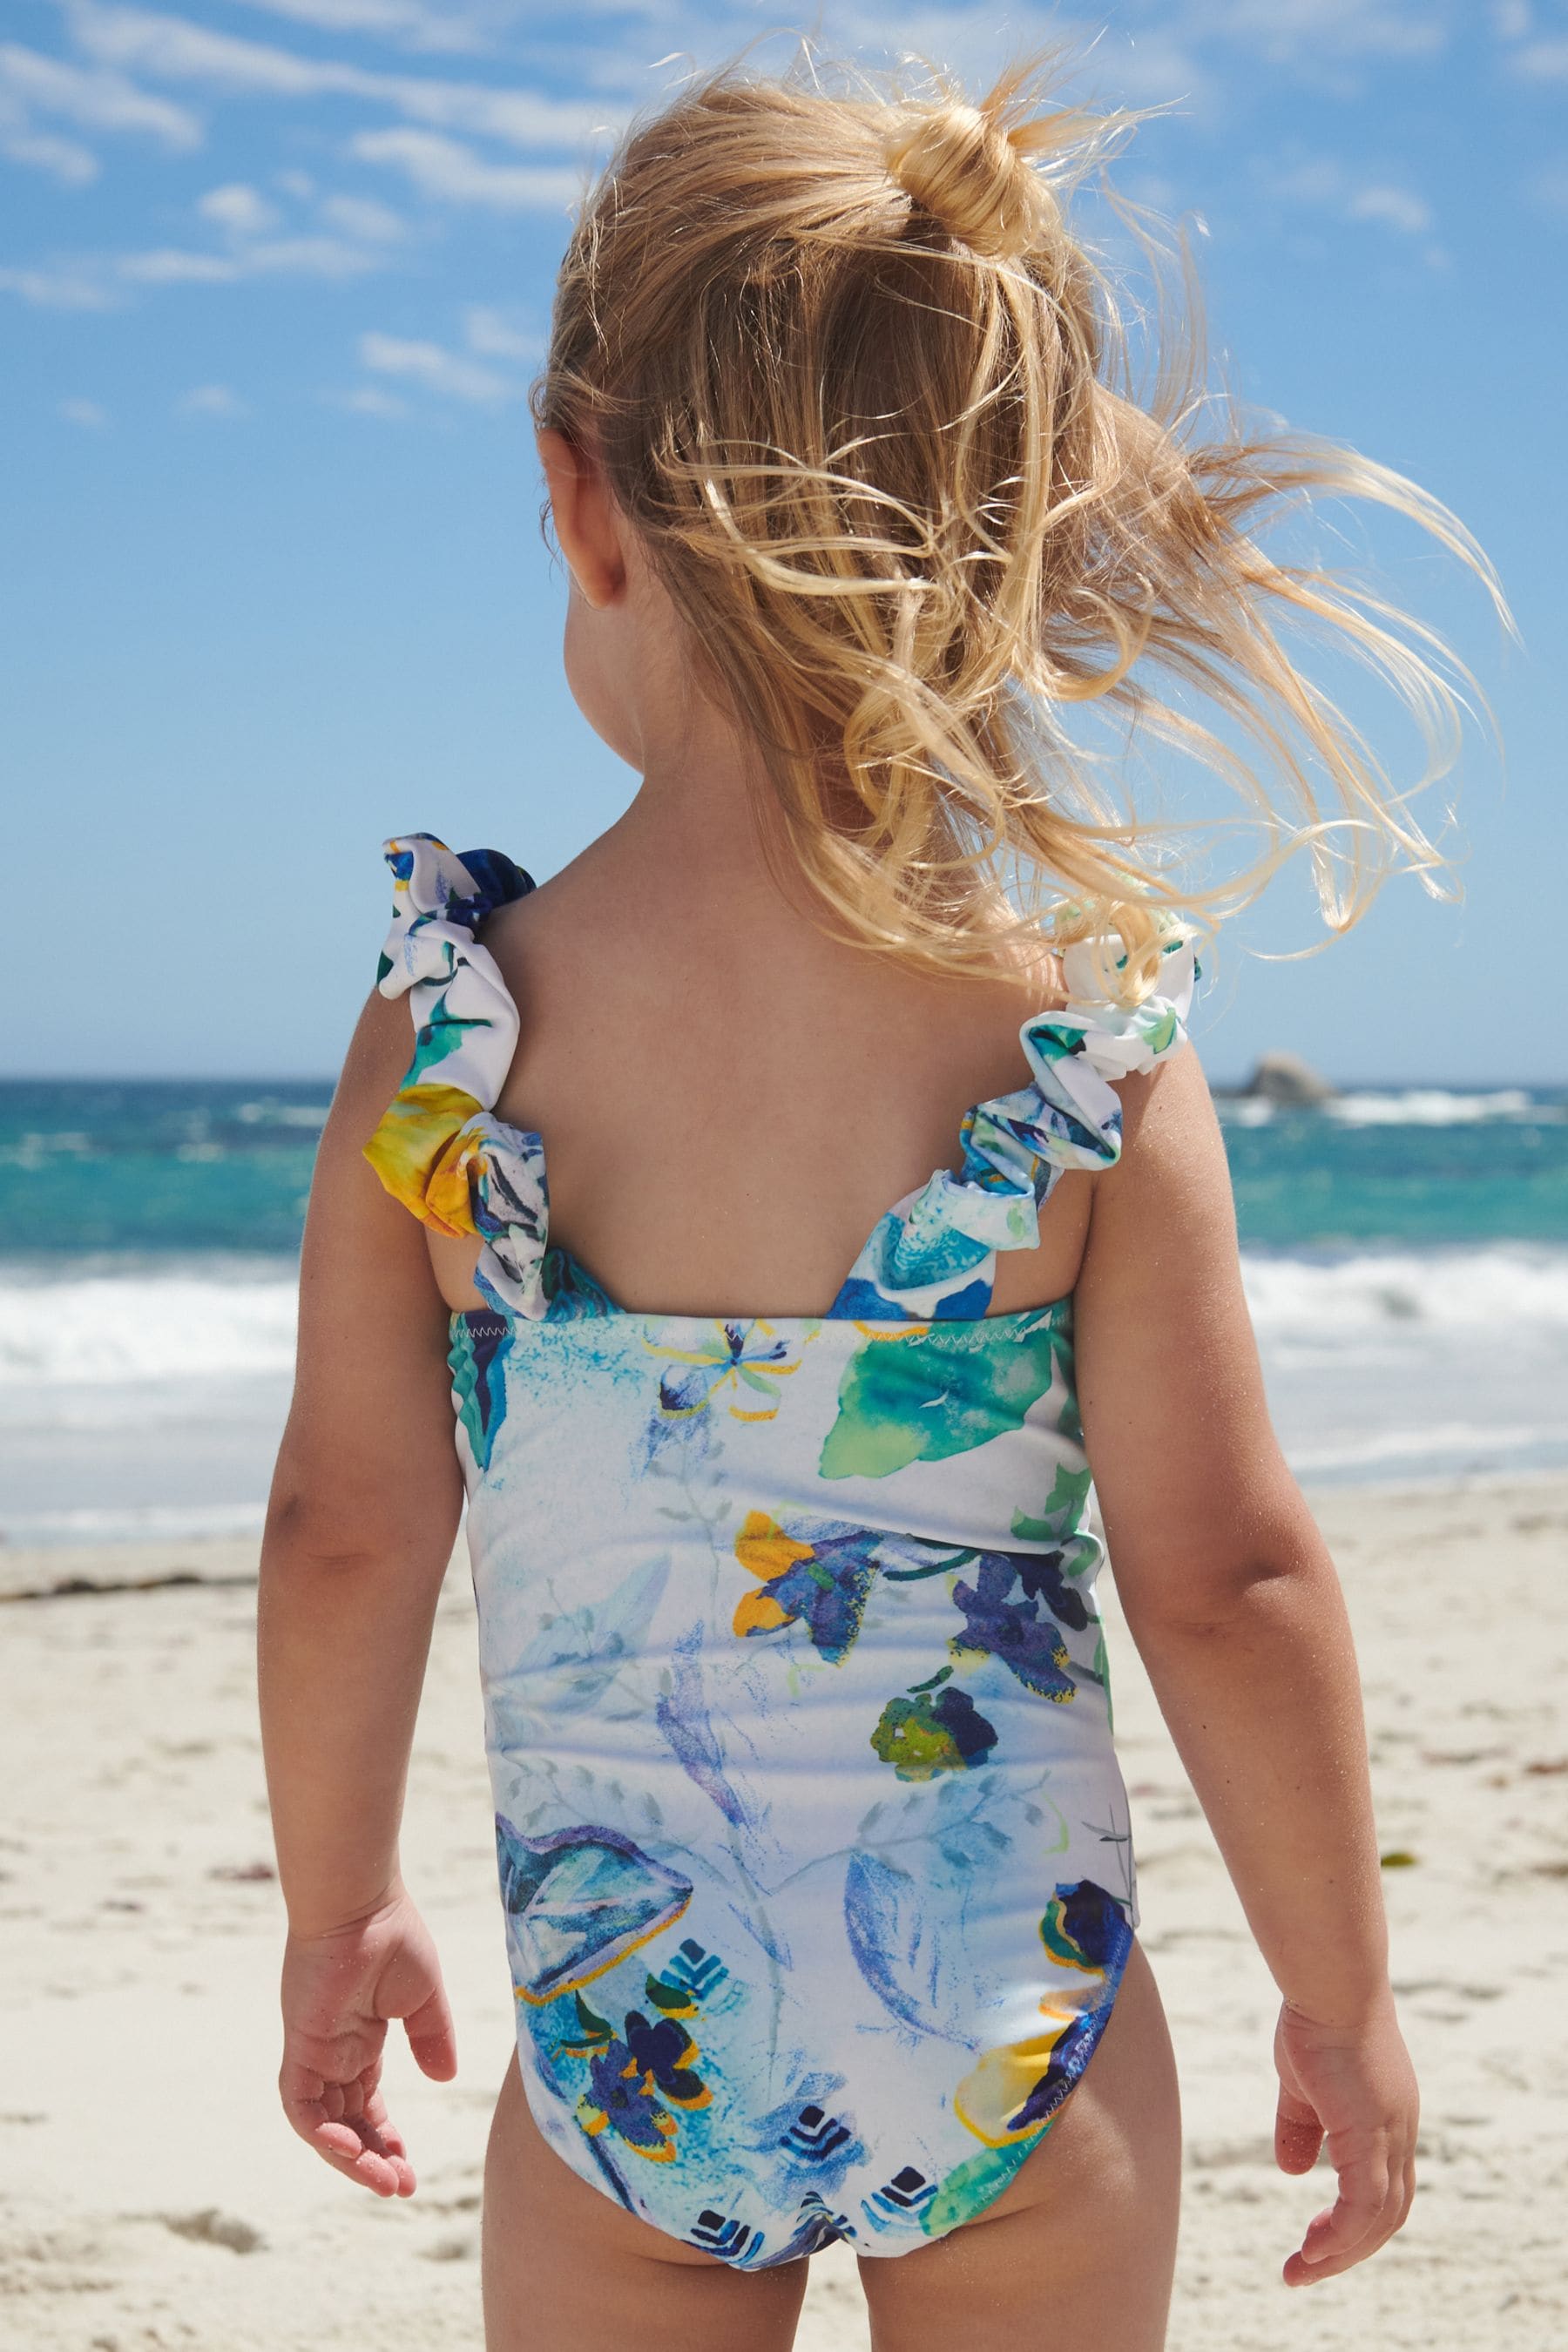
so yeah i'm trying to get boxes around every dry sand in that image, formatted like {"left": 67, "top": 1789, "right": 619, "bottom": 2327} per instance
{"left": 2, "top": 1477, "right": 1565, "bottom": 2351}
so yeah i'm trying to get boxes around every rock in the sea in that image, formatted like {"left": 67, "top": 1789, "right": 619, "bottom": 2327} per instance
{"left": 1242, "top": 1051, "right": 1336, "bottom": 1105}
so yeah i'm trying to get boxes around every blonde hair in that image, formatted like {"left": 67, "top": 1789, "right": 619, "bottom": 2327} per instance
{"left": 530, "top": 49, "right": 1504, "bottom": 1003}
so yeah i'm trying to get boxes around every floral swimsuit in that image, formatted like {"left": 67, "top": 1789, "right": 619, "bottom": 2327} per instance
{"left": 365, "top": 833, "right": 1197, "bottom": 2271}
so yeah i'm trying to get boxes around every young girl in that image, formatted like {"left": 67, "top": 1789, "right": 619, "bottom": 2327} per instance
{"left": 257, "top": 52, "right": 1492, "bottom": 2351}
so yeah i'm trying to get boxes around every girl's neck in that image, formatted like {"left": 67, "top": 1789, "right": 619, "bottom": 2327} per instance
{"left": 584, "top": 693, "right": 834, "bottom": 940}
{"left": 570, "top": 685, "right": 1028, "bottom": 974}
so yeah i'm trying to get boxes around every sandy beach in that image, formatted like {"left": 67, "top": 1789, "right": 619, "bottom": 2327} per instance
{"left": 3, "top": 1477, "right": 1565, "bottom": 2351}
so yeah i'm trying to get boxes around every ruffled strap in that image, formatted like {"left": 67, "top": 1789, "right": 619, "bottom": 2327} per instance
{"left": 833, "top": 924, "right": 1200, "bottom": 1321}
{"left": 363, "top": 834, "right": 562, "bottom": 1320}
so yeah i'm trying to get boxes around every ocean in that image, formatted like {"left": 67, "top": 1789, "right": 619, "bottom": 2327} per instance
{"left": 2, "top": 1077, "right": 1565, "bottom": 1544}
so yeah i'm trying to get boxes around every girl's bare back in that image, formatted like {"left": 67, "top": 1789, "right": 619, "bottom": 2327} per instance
{"left": 456, "top": 837, "right": 1094, "bottom": 1321}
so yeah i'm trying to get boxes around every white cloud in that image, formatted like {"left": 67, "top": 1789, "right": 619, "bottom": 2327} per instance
{"left": 60, "top": 394, "right": 110, "bottom": 426}
{"left": 1261, "top": 152, "right": 1435, "bottom": 236}
{"left": 835, "top": 0, "right": 1444, "bottom": 91}
{"left": 1106, "top": 24, "right": 1212, "bottom": 106}
{"left": 324, "top": 382, "right": 409, "bottom": 416}
{"left": 120, "top": 245, "right": 240, "bottom": 281}
{"left": 240, "top": 232, "right": 382, "bottom": 274}
{"left": 1181, "top": 0, "right": 1449, "bottom": 63}
{"left": 198, "top": 179, "right": 280, "bottom": 235}
{"left": 66, "top": 4, "right": 345, "bottom": 96}
{"left": 2, "top": 175, "right": 393, "bottom": 313}
{"left": 1267, "top": 156, "right": 1348, "bottom": 206}
{"left": 118, "top": 231, "right": 379, "bottom": 285}
{"left": 178, "top": 380, "right": 249, "bottom": 416}
{"left": 0, "top": 125, "right": 100, "bottom": 181}
{"left": 0, "top": 38, "right": 201, "bottom": 147}
{"left": 349, "top": 125, "right": 580, "bottom": 209}
{"left": 1531, "top": 158, "right": 1568, "bottom": 214}
{"left": 0, "top": 259, "right": 120, "bottom": 307}
{"left": 1347, "top": 183, "right": 1433, "bottom": 233}
{"left": 1512, "top": 36, "right": 1568, "bottom": 74}
{"left": 319, "top": 190, "right": 405, "bottom": 240}
{"left": 360, "top": 327, "right": 511, "bottom": 402}
{"left": 464, "top": 302, "right": 538, "bottom": 361}
{"left": 1492, "top": 0, "right": 1532, "bottom": 35}
{"left": 65, "top": 4, "right": 613, "bottom": 149}
{"left": 0, "top": 36, "right": 199, "bottom": 186}
{"left": 224, "top": 0, "right": 490, "bottom": 54}
{"left": 364, "top": 75, "right": 611, "bottom": 146}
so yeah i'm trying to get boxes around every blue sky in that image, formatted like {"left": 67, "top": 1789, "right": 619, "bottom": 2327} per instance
{"left": 3, "top": 0, "right": 1565, "bottom": 1084}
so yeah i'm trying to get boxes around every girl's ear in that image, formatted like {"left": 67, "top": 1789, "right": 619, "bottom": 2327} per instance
{"left": 536, "top": 427, "right": 625, "bottom": 610}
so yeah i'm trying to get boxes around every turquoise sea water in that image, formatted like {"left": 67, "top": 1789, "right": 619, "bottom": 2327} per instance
{"left": 2, "top": 1078, "right": 1565, "bottom": 1257}
{"left": 2, "top": 1078, "right": 1565, "bottom": 1540}
{"left": 0, "top": 1081, "right": 332, "bottom": 1257}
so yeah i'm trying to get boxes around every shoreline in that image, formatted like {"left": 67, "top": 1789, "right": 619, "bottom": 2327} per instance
{"left": 3, "top": 1463, "right": 1565, "bottom": 1604}
{"left": 5, "top": 1233, "right": 1564, "bottom": 1548}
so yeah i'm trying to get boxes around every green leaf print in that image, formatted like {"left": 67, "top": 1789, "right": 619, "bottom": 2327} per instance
{"left": 406, "top": 1005, "right": 492, "bottom": 1084}
{"left": 1139, "top": 1002, "right": 1179, "bottom": 1057}
{"left": 921, "top": 2140, "right": 1039, "bottom": 2237}
{"left": 818, "top": 1309, "right": 1067, "bottom": 1480}
{"left": 643, "top": 1971, "right": 698, "bottom": 2015}
{"left": 1010, "top": 1461, "right": 1093, "bottom": 1547}
{"left": 869, "top": 1684, "right": 998, "bottom": 1781}
{"left": 572, "top": 1991, "right": 612, "bottom": 2044}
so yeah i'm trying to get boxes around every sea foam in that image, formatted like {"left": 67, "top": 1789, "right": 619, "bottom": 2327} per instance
{"left": 3, "top": 1244, "right": 1566, "bottom": 1388}
{"left": 0, "top": 1260, "right": 298, "bottom": 1386}
{"left": 1, "top": 1245, "right": 1564, "bottom": 1533}
{"left": 1241, "top": 1244, "right": 1568, "bottom": 1335}
{"left": 1219, "top": 1087, "right": 1553, "bottom": 1129}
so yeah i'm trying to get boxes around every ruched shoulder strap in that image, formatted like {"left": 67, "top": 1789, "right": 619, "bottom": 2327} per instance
{"left": 363, "top": 837, "right": 1199, "bottom": 1328}
{"left": 832, "top": 923, "right": 1200, "bottom": 1321}
{"left": 362, "top": 833, "right": 568, "bottom": 1320}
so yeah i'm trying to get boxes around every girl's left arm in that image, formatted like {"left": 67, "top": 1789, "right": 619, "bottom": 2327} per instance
{"left": 1074, "top": 1043, "right": 1418, "bottom": 2288}
{"left": 256, "top": 989, "right": 465, "bottom": 2199}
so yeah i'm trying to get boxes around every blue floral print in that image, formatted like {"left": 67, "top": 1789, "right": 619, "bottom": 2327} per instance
{"left": 365, "top": 835, "right": 1197, "bottom": 2270}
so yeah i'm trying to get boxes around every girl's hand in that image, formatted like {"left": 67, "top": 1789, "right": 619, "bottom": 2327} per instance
{"left": 1273, "top": 1990, "right": 1418, "bottom": 2286}
{"left": 278, "top": 1882, "right": 458, "bottom": 2198}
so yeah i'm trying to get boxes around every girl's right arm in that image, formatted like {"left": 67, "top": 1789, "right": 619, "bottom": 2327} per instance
{"left": 257, "top": 990, "right": 466, "bottom": 2196}
{"left": 1073, "top": 1043, "right": 1418, "bottom": 2289}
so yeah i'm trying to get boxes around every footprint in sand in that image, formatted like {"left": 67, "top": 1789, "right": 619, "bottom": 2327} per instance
{"left": 158, "top": 2207, "right": 265, "bottom": 2254}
